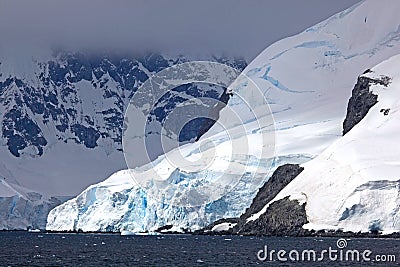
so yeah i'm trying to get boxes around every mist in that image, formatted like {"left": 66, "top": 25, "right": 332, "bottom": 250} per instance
{"left": 0, "top": 0, "right": 361, "bottom": 60}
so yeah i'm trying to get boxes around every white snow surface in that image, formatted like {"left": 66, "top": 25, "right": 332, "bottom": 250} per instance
{"left": 249, "top": 54, "right": 400, "bottom": 233}
{"left": 47, "top": 0, "right": 400, "bottom": 232}
{"left": 211, "top": 222, "right": 237, "bottom": 232}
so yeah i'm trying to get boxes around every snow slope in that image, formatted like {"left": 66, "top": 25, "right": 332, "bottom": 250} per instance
{"left": 47, "top": 0, "right": 400, "bottom": 232}
{"left": 248, "top": 54, "right": 400, "bottom": 233}
{"left": 228, "top": 0, "right": 400, "bottom": 162}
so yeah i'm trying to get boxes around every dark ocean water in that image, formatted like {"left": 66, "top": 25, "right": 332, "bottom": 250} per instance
{"left": 0, "top": 232, "right": 399, "bottom": 266}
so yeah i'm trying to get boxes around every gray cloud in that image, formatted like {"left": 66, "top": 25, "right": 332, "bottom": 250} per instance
{"left": 0, "top": 0, "right": 361, "bottom": 60}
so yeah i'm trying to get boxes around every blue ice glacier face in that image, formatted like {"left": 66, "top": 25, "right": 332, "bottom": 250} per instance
{"left": 46, "top": 152, "right": 313, "bottom": 233}
{"left": 0, "top": 193, "right": 62, "bottom": 230}
{"left": 46, "top": 159, "right": 268, "bottom": 232}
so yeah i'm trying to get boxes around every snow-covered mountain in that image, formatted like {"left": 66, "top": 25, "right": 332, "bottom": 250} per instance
{"left": 245, "top": 54, "right": 400, "bottom": 234}
{"left": 0, "top": 50, "right": 246, "bottom": 229}
{"left": 0, "top": 51, "right": 245, "bottom": 197}
{"left": 47, "top": 0, "right": 400, "bottom": 233}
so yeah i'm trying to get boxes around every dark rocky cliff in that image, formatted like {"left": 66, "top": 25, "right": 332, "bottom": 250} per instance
{"left": 238, "top": 164, "right": 304, "bottom": 221}
{"left": 232, "top": 164, "right": 306, "bottom": 235}
{"left": 197, "top": 164, "right": 307, "bottom": 236}
{"left": 342, "top": 73, "right": 390, "bottom": 135}
{"left": 236, "top": 196, "right": 308, "bottom": 236}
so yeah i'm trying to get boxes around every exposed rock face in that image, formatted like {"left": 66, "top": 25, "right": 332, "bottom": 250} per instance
{"left": 237, "top": 197, "right": 308, "bottom": 236}
{"left": 231, "top": 164, "right": 306, "bottom": 235}
{"left": 342, "top": 74, "right": 390, "bottom": 135}
{"left": 195, "top": 89, "right": 231, "bottom": 141}
{"left": 239, "top": 164, "right": 304, "bottom": 221}
{"left": 198, "top": 164, "right": 307, "bottom": 236}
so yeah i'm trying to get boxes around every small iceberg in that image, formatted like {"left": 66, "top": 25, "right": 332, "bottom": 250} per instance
{"left": 120, "top": 230, "right": 159, "bottom": 236}
{"left": 120, "top": 230, "right": 135, "bottom": 236}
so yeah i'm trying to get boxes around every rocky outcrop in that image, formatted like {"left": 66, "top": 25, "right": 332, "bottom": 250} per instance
{"left": 238, "top": 164, "right": 304, "bottom": 221}
{"left": 342, "top": 74, "right": 390, "bottom": 135}
{"left": 198, "top": 164, "right": 307, "bottom": 236}
{"left": 231, "top": 164, "right": 306, "bottom": 235}
{"left": 236, "top": 197, "right": 308, "bottom": 236}
{"left": 195, "top": 89, "right": 231, "bottom": 141}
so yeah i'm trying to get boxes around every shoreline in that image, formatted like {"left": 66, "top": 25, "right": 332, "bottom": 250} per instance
{"left": 2, "top": 229, "right": 400, "bottom": 239}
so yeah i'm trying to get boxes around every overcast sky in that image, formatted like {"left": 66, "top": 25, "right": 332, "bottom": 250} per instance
{"left": 0, "top": 0, "right": 361, "bottom": 61}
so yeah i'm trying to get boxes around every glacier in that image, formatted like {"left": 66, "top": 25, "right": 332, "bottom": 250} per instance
{"left": 47, "top": 0, "right": 400, "bottom": 232}
{"left": 0, "top": 178, "right": 62, "bottom": 230}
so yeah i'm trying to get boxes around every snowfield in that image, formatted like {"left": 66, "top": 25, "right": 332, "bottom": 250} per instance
{"left": 47, "top": 0, "right": 400, "bottom": 233}
{"left": 249, "top": 54, "right": 400, "bottom": 233}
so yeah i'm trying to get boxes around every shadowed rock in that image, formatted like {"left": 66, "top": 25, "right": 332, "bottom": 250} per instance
{"left": 198, "top": 164, "right": 307, "bottom": 236}
{"left": 343, "top": 74, "right": 391, "bottom": 135}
